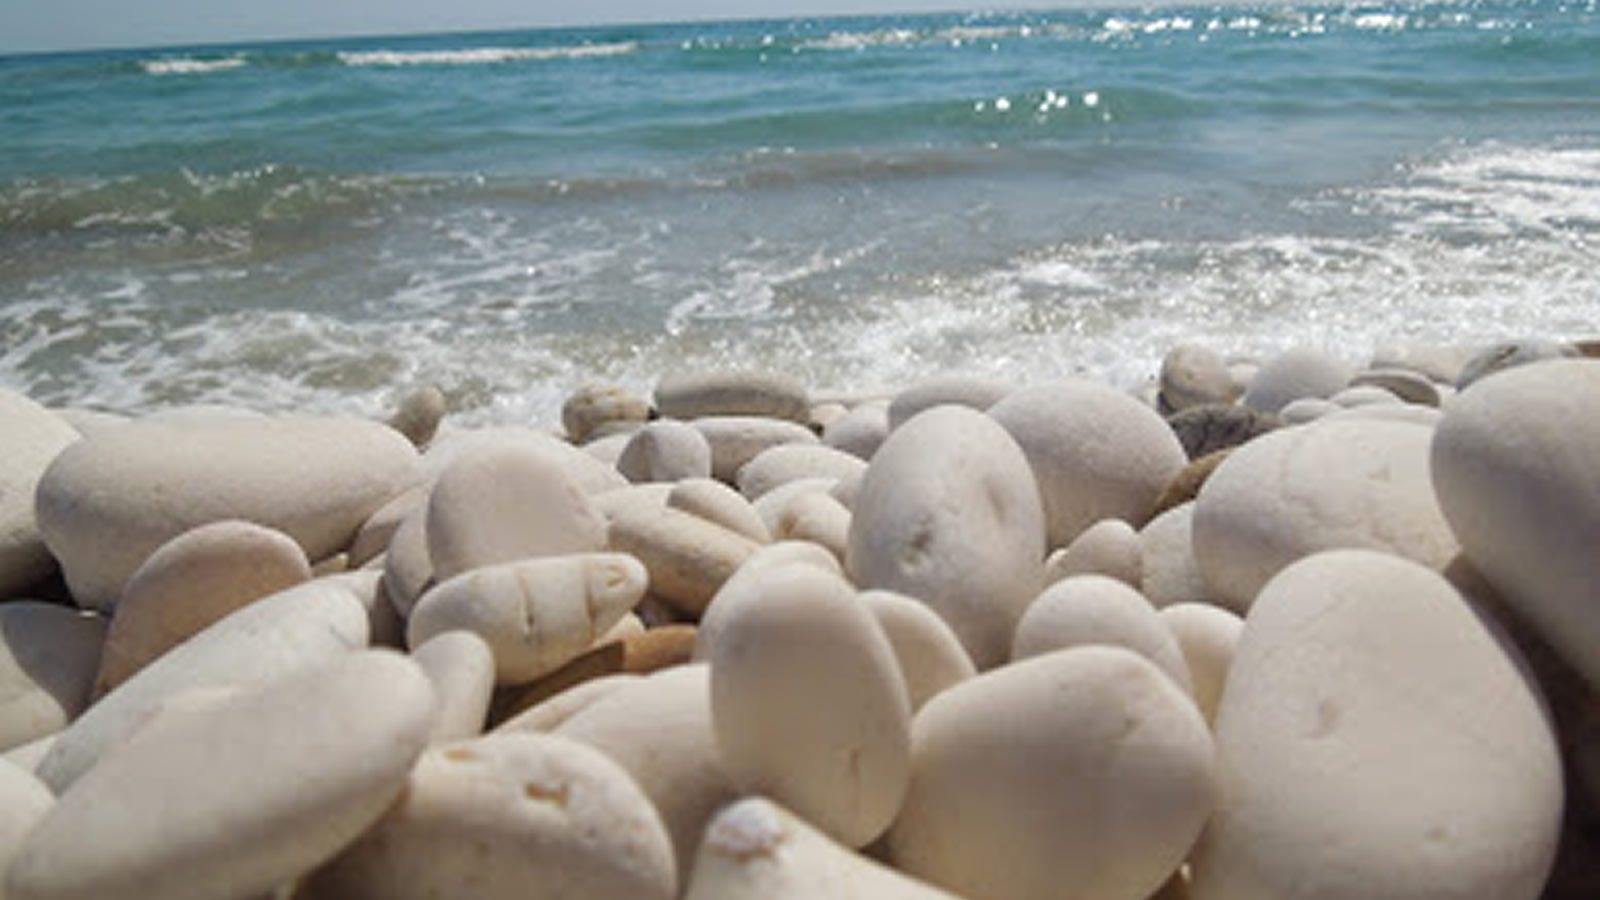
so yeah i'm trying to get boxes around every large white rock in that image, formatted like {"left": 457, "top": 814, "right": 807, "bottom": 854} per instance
{"left": 860, "top": 590, "right": 976, "bottom": 712}
{"left": 989, "top": 380, "right": 1187, "bottom": 548}
{"left": 5, "top": 650, "right": 434, "bottom": 900}
{"left": 685, "top": 797, "right": 963, "bottom": 900}
{"left": 1190, "top": 550, "right": 1563, "bottom": 900}
{"left": 35, "top": 579, "right": 369, "bottom": 793}
{"left": 1010, "top": 575, "right": 1192, "bottom": 693}
{"left": 1240, "top": 347, "right": 1354, "bottom": 414}
{"left": 0, "top": 390, "right": 80, "bottom": 597}
{"left": 1192, "top": 417, "right": 1458, "bottom": 612}
{"left": 0, "top": 603, "right": 105, "bottom": 753}
{"left": 1431, "top": 359, "right": 1600, "bottom": 691}
{"left": 847, "top": 405, "right": 1045, "bottom": 669}
{"left": 425, "top": 442, "right": 607, "bottom": 582}
{"left": 888, "top": 646, "right": 1216, "bottom": 900}
{"left": 706, "top": 563, "right": 911, "bottom": 848}
{"left": 305, "top": 732, "right": 677, "bottom": 900}
{"left": 407, "top": 553, "right": 647, "bottom": 684}
{"left": 34, "top": 415, "right": 419, "bottom": 612}
{"left": 0, "top": 758, "right": 53, "bottom": 889}
{"left": 93, "top": 520, "right": 311, "bottom": 696}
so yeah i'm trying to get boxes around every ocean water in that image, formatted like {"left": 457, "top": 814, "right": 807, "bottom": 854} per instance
{"left": 2, "top": 0, "right": 1597, "bottom": 425}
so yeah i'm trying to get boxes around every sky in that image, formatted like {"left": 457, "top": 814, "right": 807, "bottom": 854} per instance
{"left": 0, "top": 0, "right": 995, "bottom": 55}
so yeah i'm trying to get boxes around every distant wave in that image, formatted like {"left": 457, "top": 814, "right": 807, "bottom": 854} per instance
{"left": 139, "top": 56, "right": 248, "bottom": 75}
{"left": 336, "top": 42, "right": 637, "bottom": 67}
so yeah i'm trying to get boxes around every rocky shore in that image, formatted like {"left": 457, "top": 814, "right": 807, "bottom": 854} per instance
{"left": 1, "top": 338, "right": 1597, "bottom": 900}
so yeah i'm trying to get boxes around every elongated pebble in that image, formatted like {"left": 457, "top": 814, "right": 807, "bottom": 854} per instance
{"left": 562, "top": 383, "right": 651, "bottom": 444}
{"left": 0, "top": 603, "right": 105, "bottom": 753}
{"left": 1190, "top": 550, "right": 1562, "bottom": 900}
{"left": 7, "top": 650, "right": 434, "bottom": 900}
{"left": 1011, "top": 574, "right": 1192, "bottom": 692}
{"left": 707, "top": 563, "right": 911, "bottom": 848}
{"left": 93, "top": 520, "right": 311, "bottom": 696}
{"left": 861, "top": 590, "right": 976, "bottom": 712}
{"left": 847, "top": 405, "right": 1045, "bottom": 669}
{"left": 886, "top": 375, "right": 1013, "bottom": 431}
{"left": 609, "top": 506, "right": 761, "bottom": 616}
{"left": 411, "top": 631, "right": 495, "bottom": 745}
{"left": 691, "top": 416, "right": 819, "bottom": 483}
{"left": 1158, "top": 602, "right": 1241, "bottom": 725}
{"left": 618, "top": 420, "right": 713, "bottom": 483}
{"left": 736, "top": 444, "right": 866, "bottom": 501}
{"left": 668, "top": 478, "right": 771, "bottom": 544}
{"left": 407, "top": 553, "right": 647, "bottom": 684}
{"left": 769, "top": 490, "right": 852, "bottom": 564}
{"left": 657, "top": 370, "right": 810, "bottom": 423}
{"left": 305, "top": 732, "right": 676, "bottom": 900}
{"left": 823, "top": 399, "right": 890, "bottom": 461}
{"left": 0, "top": 389, "right": 79, "bottom": 598}
{"left": 685, "top": 797, "right": 964, "bottom": 900}
{"left": 36, "top": 579, "right": 369, "bottom": 793}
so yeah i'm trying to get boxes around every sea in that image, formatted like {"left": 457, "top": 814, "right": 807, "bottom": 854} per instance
{"left": 2, "top": 0, "right": 1597, "bottom": 425}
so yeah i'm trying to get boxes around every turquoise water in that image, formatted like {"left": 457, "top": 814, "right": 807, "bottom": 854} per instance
{"left": 2, "top": 0, "right": 1598, "bottom": 422}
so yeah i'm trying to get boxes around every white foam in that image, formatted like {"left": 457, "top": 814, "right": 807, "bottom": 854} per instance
{"left": 141, "top": 56, "right": 247, "bottom": 75}
{"left": 337, "top": 42, "right": 637, "bottom": 67}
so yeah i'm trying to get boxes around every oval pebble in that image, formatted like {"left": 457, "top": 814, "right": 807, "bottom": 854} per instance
{"left": 691, "top": 416, "right": 819, "bottom": 484}
{"left": 561, "top": 383, "right": 651, "bottom": 444}
{"left": 1140, "top": 502, "right": 1213, "bottom": 607}
{"left": 667, "top": 478, "right": 771, "bottom": 544}
{"left": 822, "top": 399, "right": 890, "bottom": 461}
{"left": 736, "top": 444, "right": 866, "bottom": 501}
{"left": 1190, "top": 550, "right": 1563, "bottom": 900}
{"left": 0, "top": 390, "right": 80, "bottom": 597}
{"left": 1240, "top": 347, "right": 1354, "bottom": 414}
{"left": 410, "top": 630, "right": 495, "bottom": 745}
{"left": 0, "top": 759, "right": 52, "bottom": 888}
{"left": 0, "top": 603, "right": 105, "bottom": 753}
{"left": 886, "top": 375, "right": 1013, "bottom": 431}
{"left": 1043, "top": 518, "right": 1142, "bottom": 588}
{"left": 1011, "top": 574, "right": 1192, "bottom": 692}
{"left": 860, "top": 590, "right": 976, "bottom": 712}
{"left": 1158, "top": 602, "right": 1241, "bottom": 725}
{"left": 656, "top": 370, "right": 810, "bottom": 423}
{"left": 608, "top": 506, "right": 761, "bottom": 616}
{"left": 617, "top": 420, "right": 714, "bottom": 483}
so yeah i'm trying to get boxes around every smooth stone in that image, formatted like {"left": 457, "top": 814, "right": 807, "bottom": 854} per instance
{"left": 49, "top": 407, "right": 128, "bottom": 439}
{"left": 426, "top": 442, "right": 607, "bottom": 582}
{"left": 0, "top": 759, "right": 53, "bottom": 890}
{"left": 495, "top": 673, "right": 641, "bottom": 735}
{"left": 7, "top": 651, "right": 434, "bottom": 900}
{"left": 347, "top": 482, "right": 428, "bottom": 568}
{"left": 1278, "top": 397, "right": 1338, "bottom": 424}
{"left": 1160, "top": 345, "right": 1239, "bottom": 413}
{"left": 692, "top": 541, "right": 845, "bottom": 663}
{"left": 381, "top": 499, "right": 434, "bottom": 617}
{"left": 0, "top": 603, "right": 104, "bottom": 753}
{"left": 809, "top": 401, "right": 849, "bottom": 431}
{"left": 706, "top": 563, "right": 911, "bottom": 848}
{"left": 691, "top": 416, "right": 819, "bottom": 483}
{"left": 617, "top": 420, "right": 713, "bottom": 483}
{"left": 591, "top": 482, "right": 673, "bottom": 521}
{"left": 1043, "top": 518, "right": 1142, "bottom": 588}
{"left": 421, "top": 428, "right": 626, "bottom": 495}
{"left": 667, "top": 478, "right": 771, "bottom": 544}
{"left": 860, "top": 590, "right": 976, "bottom": 712}
{"left": 847, "top": 405, "right": 1045, "bottom": 669}
{"left": 990, "top": 379, "right": 1186, "bottom": 548}
{"left": 0, "top": 390, "right": 80, "bottom": 597}
{"left": 685, "top": 797, "right": 963, "bottom": 900}
{"left": 554, "top": 665, "right": 738, "bottom": 879}
{"left": 387, "top": 385, "right": 446, "bottom": 448}
{"left": 1152, "top": 449, "right": 1231, "bottom": 517}
{"left": 1370, "top": 343, "right": 1475, "bottom": 384}
{"left": 320, "top": 569, "right": 403, "bottom": 649}
{"left": 751, "top": 477, "right": 836, "bottom": 537}
{"left": 35, "top": 415, "right": 419, "bottom": 613}
{"left": 1327, "top": 403, "right": 1443, "bottom": 427}
{"left": 1190, "top": 550, "right": 1563, "bottom": 900}
{"left": 888, "top": 646, "right": 1216, "bottom": 900}
{"left": 886, "top": 375, "right": 1013, "bottom": 431}
{"left": 608, "top": 506, "right": 761, "bottom": 616}
{"left": 1241, "top": 347, "right": 1355, "bottom": 414}
{"left": 829, "top": 469, "right": 862, "bottom": 510}
{"left": 305, "top": 732, "right": 676, "bottom": 900}
{"left": 94, "top": 520, "right": 312, "bottom": 696}
{"left": 35, "top": 579, "right": 369, "bottom": 793}
{"left": 767, "top": 491, "right": 852, "bottom": 565}
{"left": 1192, "top": 417, "right": 1459, "bottom": 612}
{"left": 822, "top": 399, "right": 890, "bottom": 461}
{"left": 1432, "top": 359, "right": 1600, "bottom": 691}
{"left": 1158, "top": 602, "right": 1241, "bottom": 725}
{"left": 561, "top": 383, "right": 652, "bottom": 444}
{"left": 1166, "top": 403, "right": 1280, "bottom": 460}
{"left": 736, "top": 444, "right": 866, "bottom": 501}
{"left": 410, "top": 631, "right": 495, "bottom": 745}
{"left": 1349, "top": 368, "right": 1441, "bottom": 407}
{"left": 581, "top": 432, "right": 631, "bottom": 467}
{"left": 1141, "top": 503, "right": 1214, "bottom": 607}
{"left": 1011, "top": 575, "right": 1192, "bottom": 692}
{"left": 1455, "top": 338, "right": 1579, "bottom": 390}
{"left": 656, "top": 370, "right": 810, "bottom": 424}
{"left": 408, "top": 553, "right": 647, "bottom": 685}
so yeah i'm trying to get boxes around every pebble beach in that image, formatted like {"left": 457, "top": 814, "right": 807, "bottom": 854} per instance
{"left": 1, "top": 339, "right": 1598, "bottom": 900}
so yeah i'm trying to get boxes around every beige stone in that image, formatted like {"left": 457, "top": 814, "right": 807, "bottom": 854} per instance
{"left": 0, "top": 390, "right": 80, "bottom": 598}
{"left": 693, "top": 541, "right": 845, "bottom": 662}
{"left": 421, "top": 428, "right": 626, "bottom": 495}
{"left": 1161, "top": 344, "right": 1240, "bottom": 412}
{"left": 656, "top": 370, "right": 809, "bottom": 423}
{"left": 0, "top": 602, "right": 105, "bottom": 753}
{"left": 822, "top": 399, "right": 890, "bottom": 461}
{"left": 381, "top": 498, "right": 434, "bottom": 617}
{"left": 1141, "top": 503, "right": 1214, "bottom": 607}
{"left": 860, "top": 590, "right": 976, "bottom": 712}
{"left": 1158, "top": 602, "right": 1241, "bottom": 725}
{"left": 411, "top": 631, "right": 495, "bottom": 745}
{"left": 608, "top": 506, "right": 761, "bottom": 616}
{"left": 751, "top": 477, "right": 838, "bottom": 537}
{"left": 668, "top": 478, "right": 771, "bottom": 544}
{"left": 736, "top": 444, "right": 866, "bottom": 501}
{"left": 387, "top": 385, "right": 446, "bottom": 448}
{"left": 94, "top": 520, "right": 311, "bottom": 696}
{"left": 1043, "top": 518, "right": 1141, "bottom": 588}
{"left": 562, "top": 383, "right": 651, "bottom": 444}
{"left": 768, "top": 491, "right": 852, "bottom": 564}
{"left": 1011, "top": 574, "right": 1191, "bottom": 692}
{"left": 1240, "top": 347, "right": 1354, "bottom": 414}
{"left": 617, "top": 420, "right": 713, "bottom": 483}
{"left": 691, "top": 416, "right": 819, "bottom": 483}
{"left": 886, "top": 375, "right": 1013, "bottom": 430}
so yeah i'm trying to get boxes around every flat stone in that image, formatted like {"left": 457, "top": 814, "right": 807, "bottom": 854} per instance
{"left": 886, "top": 375, "right": 1014, "bottom": 431}
{"left": 1432, "top": 358, "right": 1600, "bottom": 691}
{"left": 1158, "top": 602, "right": 1241, "bottom": 725}
{"left": 1043, "top": 518, "right": 1142, "bottom": 588}
{"left": 691, "top": 417, "right": 819, "bottom": 484}
{"left": 0, "top": 603, "right": 104, "bottom": 753}
{"left": 990, "top": 379, "right": 1187, "bottom": 548}
{"left": 562, "top": 383, "right": 652, "bottom": 444}
{"left": 685, "top": 797, "right": 964, "bottom": 900}
{"left": 656, "top": 370, "right": 809, "bottom": 424}
{"left": 860, "top": 590, "right": 976, "bottom": 712}
{"left": 706, "top": 563, "right": 911, "bottom": 848}
{"left": 888, "top": 646, "right": 1215, "bottom": 900}
{"left": 736, "top": 443, "right": 866, "bottom": 501}
{"left": 411, "top": 631, "right": 495, "bottom": 745}
{"left": 1166, "top": 404, "right": 1280, "bottom": 460}
{"left": 667, "top": 478, "right": 771, "bottom": 544}
{"left": 822, "top": 399, "right": 890, "bottom": 461}
{"left": 7, "top": 651, "right": 434, "bottom": 900}
{"left": 1011, "top": 574, "right": 1192, "bottom": 692}
{"left": 35, "top": 415, "right": 419, "bottom": 612}
{"left": 1241, "top": 347, "right": 1355, "bottom": 414}
{"left": 1456, "top": 338, "right": 1579, "bottom": 390}
{"left": 617, "top": 420, "right": 713, "bottom": 483}
{"left": 305, "top": 732, "right": 676, "bottom": 900}
{"left": 847, "top": 405, "right": 1045, "bottom": 669}
{"left": 94, "top": 520, "right": 312, "bottom": 696}
{"left": 0, "top": 390, "right": 80, "bottom": 598}
{"left": 408, "top": 553, "right": 647, "bottom": 685}
{"left": 426, "top": 442, "right": 607, "bottom": 583}
{"left": 1160, "top": 345, "right": 1239, "bottom": 413}
{"left": 1140, "top": 503, "right": 1214, "bottom": 607}
{"left": 1190, "top": 550, "right": 1563, "bottom": 900}
{"left": 35, "top": 579, "right": 369, "bottom": 793}
{"left": 1193, "top": 417, "right": 1459, "bottom": 612}
{"left": 608, "top": 506, "right": 761, "bottom": 616}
